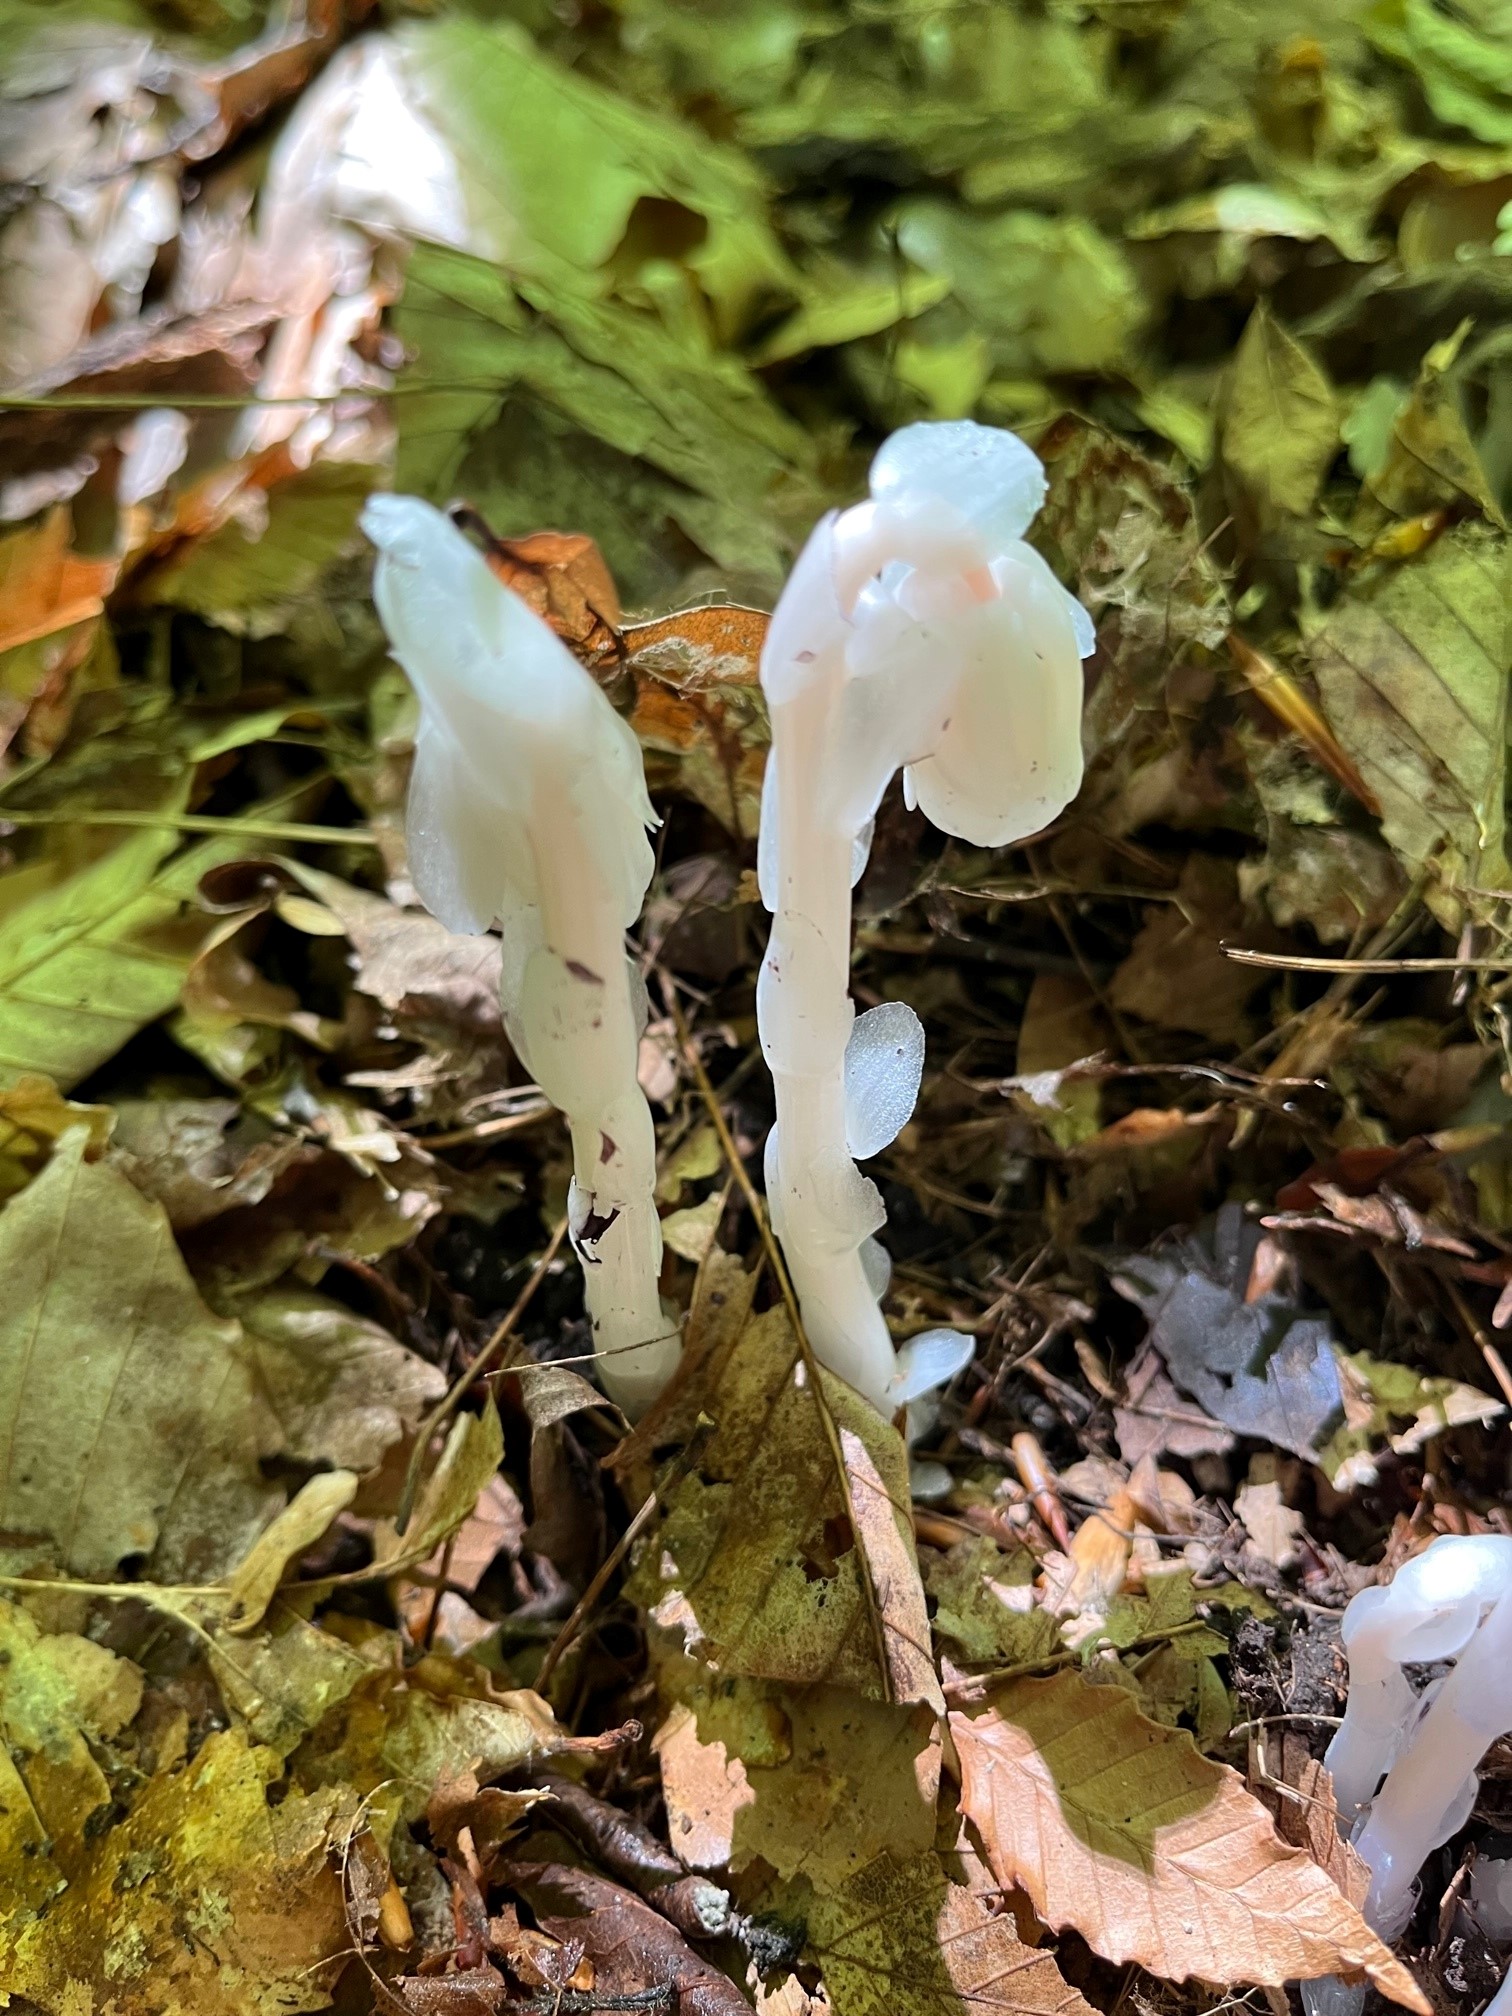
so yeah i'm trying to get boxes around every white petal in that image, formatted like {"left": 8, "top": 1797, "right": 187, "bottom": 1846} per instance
{"left": 859, "top": 1234, "right": 892, "bottom": 1300}
{"left": 844, "top": 1000, "right": 925, "bottom": 1159}
{"left": 405, "top": 716, "right": 500, "bottom": 935}
{"left": 869, "top": 419, "right": 1046, "bottom": 545}
{"left": 888, "top": 1326, "right": 974, "bottom": 1405}
{"left": 904, "top": 544, "right": 1085, "bottom": 847}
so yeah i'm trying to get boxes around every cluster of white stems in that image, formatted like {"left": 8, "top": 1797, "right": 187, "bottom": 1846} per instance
{"left": 1305, "top": 1534, "right": 1512, "bottom": 2016}
{"left": 362, "top": 422, "right": 1091, "bottom": 1419}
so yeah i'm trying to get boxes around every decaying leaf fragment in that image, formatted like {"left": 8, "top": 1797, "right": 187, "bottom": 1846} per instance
{"left": 1112, "top": 1204, "right": 1343, "bottom": 1461}
{"left": 642, "top": 1305, "right": 941, "bottom": 1709}
{"left": 809, "top": 1852, "right": 1094, "bottom": 2016}
{"left": 951, "top": 1671, "right": 1430, "bottom": 2010}
{"left": 0, "top": 1727, "right": 352, "bottom": 2015}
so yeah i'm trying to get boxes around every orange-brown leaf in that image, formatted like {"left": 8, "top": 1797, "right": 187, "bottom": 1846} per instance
{"left": 951, "top": 1672, "right": 1429, "bottom": 2012}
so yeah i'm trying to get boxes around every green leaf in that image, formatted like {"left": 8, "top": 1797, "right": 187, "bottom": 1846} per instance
{"left": 922, "top": 1535, "right": 1061, "bottom": 1667}
{"left": 403, "top": 14, "right": 795, "bottom": 333}
{"left": 894, "top": 202, "right": 1146, "bottom": 378}
{"left": 0, "top": 1130, "right": 278, "bottom": 1580}
{"left": 395, "top": 244, "right": 808, "bottom": 590}
{"left": 1219, "top": 303, "right": 1339, "bottom": 524}
{"left": 0, "top": 784, "right": 316, "bottom": 1091}
{"left": 1362, "top": 322, "right": 1504, "bottom": 526}
{"left": 1369, "top": 0, "right": 1512, "bottom": 145}
{"left": 141, "top": 463, "right": 377, "bottom": 628}
{"left": 1309, "top": 521, "right": 1510, "bottom": 919}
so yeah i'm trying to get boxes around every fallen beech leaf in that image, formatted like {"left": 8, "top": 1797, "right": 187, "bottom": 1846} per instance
{"left": 0, "top": 506, "right": 117, "bottom": 653}
{"left": 0, "top": 1129, "right": 279, "bottom": 1579}
{"left": 109, "top": 1095, "right": 304, "bottom": 1229}
{"left": 0, "top": 1074, "right": 112, "bottom": 1194}
{"left": 223, "top": 1471, "right": 358, "bottom": 1634}
{"left": 640, "top": 1305, "right": 942, "bottom": 1711}
{"left": 0, "top": 1595, "right": 144, "bottom": 1916}
{"left": 503, "top": 1861, "right": 749, "bottom": 2016}
{"left": 808, "top": 1851, "right": 1094, "bottom": 2016}
{"left": 1282, "top": 1757, "right": 1378, "bottom": 1911}
{"left": 1309, "top": 520, "right": 1510, "bottom": 924}
{"left": 951, "top": 1671, "right": 1430, "bottom": 2011}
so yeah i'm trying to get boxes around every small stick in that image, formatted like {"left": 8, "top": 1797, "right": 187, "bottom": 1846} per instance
{"left": 396, "top": 1217, "right": 570, "bottom": 1534}
{"left": 534, "top": 1419, "right": 714, "bottom": 1690}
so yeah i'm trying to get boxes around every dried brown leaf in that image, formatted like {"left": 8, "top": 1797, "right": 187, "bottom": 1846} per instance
{"left": 952, "top": 1672, "right": 1429, "bottom": 2010}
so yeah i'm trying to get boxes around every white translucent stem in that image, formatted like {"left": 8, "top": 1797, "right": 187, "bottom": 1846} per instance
{"left": 528, "top": 756, "right": 674, "bottom": 1417}
{"left": 1353, "top": 1582, "right": 1512, "bottom": 1931}
{"left": 760, "top": 681, "right": 896, "bottom": 1407}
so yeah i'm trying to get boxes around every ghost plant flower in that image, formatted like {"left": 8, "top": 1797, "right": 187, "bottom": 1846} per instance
{"left": 1302, "top": 1535, "right": 1512, "bottom": 2016}
{"left": 757, "top": 421, "right": 1093, "bottom": 1415}
{"left": 362, "top": 495, "right": 678, "bottom": 1416}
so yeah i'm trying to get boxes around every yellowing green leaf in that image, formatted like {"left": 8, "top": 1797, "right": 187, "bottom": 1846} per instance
{"left": 895, "top": 202, "right": 1145, "bottom": 377}
{"left": 641, "top": 1306, "right": 939, "bottom": 1708}
{"left": 1220, "top": 303, "right": 1339, "bottom": 524}
{"left": 0, "top": 1595, "right": 143, "bottom": 1921}
{"left": 0, "top": 1130, "right": 278, "bottom": 1580}
{"left": 0, "top": 1727, "right": 352, "bottom": 2015}
{"left": 1309, "top": 521, "right": 1510, "bottom": 919}
{"left": 291, "top": 1653, "right": 563, "bottom": 1842}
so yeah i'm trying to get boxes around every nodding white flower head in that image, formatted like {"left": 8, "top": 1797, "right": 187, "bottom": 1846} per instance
{"left": 361, "top": 493, "right": 675, "bottom": 1417}
{"left": 756, "top": 420, "right": 1090, "bottom": 1415}
{"left": 360, "top": 494, "right": 656, "bottom": 944}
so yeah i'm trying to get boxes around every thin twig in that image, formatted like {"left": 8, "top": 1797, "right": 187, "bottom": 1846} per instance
{"left": 396, "top": 1217, "right": 570, "bottom": 1535}
{"left": 1223, "top": 945, "right": 1512, "bottom": 974}
{"left": 534, "top": 1418, "right": 715, "bottom": 1691}
{"left": 0, "top": 806, "right": 379, "bottom": 845}
{"left": 665, "top": 988, "right": 897, "bottom": 1704}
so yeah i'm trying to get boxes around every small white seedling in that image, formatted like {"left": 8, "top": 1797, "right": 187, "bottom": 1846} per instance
{"left": 1304, "top": 1534, "right": 1512, "bottom": 2016}
{"left": 756, "top": 420, "right": 1092, "bottom": 1413}
{"left": 362, "top": 495, "right": 678, "bottom": 1415}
